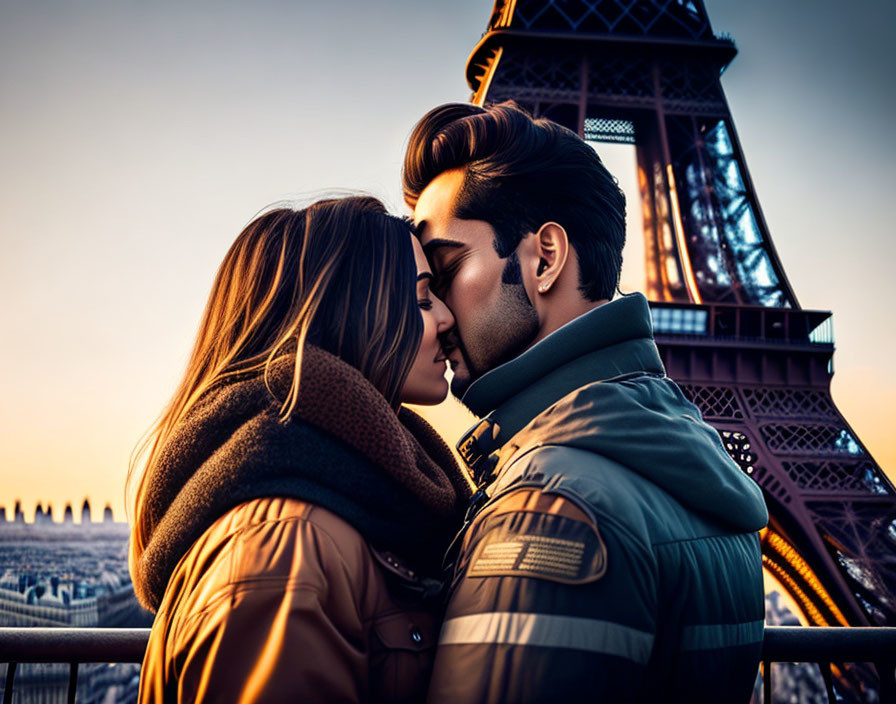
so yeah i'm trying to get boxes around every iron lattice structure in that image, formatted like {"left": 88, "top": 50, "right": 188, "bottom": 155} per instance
{"left": 466, "top": 1, "right": 896, "bottom": 698}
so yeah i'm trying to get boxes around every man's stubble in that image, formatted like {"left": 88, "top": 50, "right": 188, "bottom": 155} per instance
{"left": 450, "top": 253, "right": 539, "bottom": 398}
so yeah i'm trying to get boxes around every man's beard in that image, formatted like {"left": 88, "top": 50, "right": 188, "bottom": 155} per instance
{"left": 449, "top": 255, "right": 539, "bottom": 399}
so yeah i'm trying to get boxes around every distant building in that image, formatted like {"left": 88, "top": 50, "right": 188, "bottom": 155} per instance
{"left": 81, "top": 499, "right": 91, "bottom": 525}
{"left": 13, "top": 501, "right": 24, "bottom": 524}
{"left": 46, "top": 503, "right": 55, "bottom": 523}
{"left": 0, "top": 661, "right": 140, "bottom": 704}
{"left": 0, "top": 520, "right": 151, "bottom": 629}
{"left": 63, "top": 503, "right": 74, "bottom": 524}
{"left": 34, "top": 504, "right": 45, "bottom": 524}
{"left": 0, "top": 571, "right": 98, "bottom": 627}
{"left": 0, "top": 514, "right": 150, "bottom": 700}
{"left": 0, "top": 507, "right": 6, "bottom": 523}
{"left": 103, "top": 505, "right": 114, "bottom": 523}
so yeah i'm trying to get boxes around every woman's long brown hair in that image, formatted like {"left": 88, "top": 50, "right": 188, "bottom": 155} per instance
{"left": 127, "top": 196, "right": 422, "bottom": 570}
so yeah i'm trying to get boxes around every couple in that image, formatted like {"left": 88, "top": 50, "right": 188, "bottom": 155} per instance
{"left": 129, "top": 102, "right": 768, "bottom": 703}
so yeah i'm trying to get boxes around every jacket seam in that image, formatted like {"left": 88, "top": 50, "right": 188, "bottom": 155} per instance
{"left": 205, "top": 513, "right": 326, "bottom": 604}
{"left": 178, "top": 582, "right": 325, "bottom": 639}
{"left": 652, "top": 531, "right": 758, "bottom": 549}
{"left": 222, "top": 508, "right": 362, "bottom": 608}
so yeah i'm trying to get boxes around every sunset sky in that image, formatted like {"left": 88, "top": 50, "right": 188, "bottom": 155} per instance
{"left": 1, "top": 0, "right": 893, "bottom": 521}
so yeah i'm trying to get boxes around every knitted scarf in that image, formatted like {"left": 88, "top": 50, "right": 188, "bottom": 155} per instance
{"left": 132, "top": 345, "right": 471, "bottom": 612}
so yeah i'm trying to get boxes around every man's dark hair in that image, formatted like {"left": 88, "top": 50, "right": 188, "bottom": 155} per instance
{"left": 403, "top": 101, "right": 625, "bottom": 301}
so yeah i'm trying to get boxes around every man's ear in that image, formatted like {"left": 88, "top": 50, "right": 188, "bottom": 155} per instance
{"left": 534, "top": 222, "right": 569, "bottom": 294}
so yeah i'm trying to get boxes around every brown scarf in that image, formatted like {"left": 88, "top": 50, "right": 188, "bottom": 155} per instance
{"left": 133, "top": 345, "right": 471, "bottom": 611}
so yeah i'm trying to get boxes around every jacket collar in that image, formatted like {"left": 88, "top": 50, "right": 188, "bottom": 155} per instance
{"left": 458, "top": 293, "right": 665, "bottom": 464}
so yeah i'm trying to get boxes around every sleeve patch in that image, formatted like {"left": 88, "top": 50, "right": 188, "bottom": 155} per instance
{"left": 465, "top": 497, "right": 607, "bottom": 584}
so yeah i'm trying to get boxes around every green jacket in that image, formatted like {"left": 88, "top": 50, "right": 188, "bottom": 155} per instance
{"left": 428, "top": 293, "right": 768, "bottom": 704}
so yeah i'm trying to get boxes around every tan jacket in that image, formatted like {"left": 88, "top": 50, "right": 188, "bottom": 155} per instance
{"left": 139, "top": 497, "right": 440, "bottom": 703}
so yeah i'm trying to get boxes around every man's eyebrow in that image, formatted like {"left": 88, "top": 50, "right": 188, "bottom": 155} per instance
{"left": 422, "top": 238, "right": 465, "bottom": 256}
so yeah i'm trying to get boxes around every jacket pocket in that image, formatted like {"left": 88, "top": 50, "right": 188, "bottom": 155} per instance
{"left": 369, "top": 609, "right": 438, "bottom": 704}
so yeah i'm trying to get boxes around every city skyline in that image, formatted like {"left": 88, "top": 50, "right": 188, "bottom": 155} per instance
{"left": 1, "top": 0, "right": 894, "bottom": 520}
{"left": 0, "top": 498, "right": 120, "bottom": 524}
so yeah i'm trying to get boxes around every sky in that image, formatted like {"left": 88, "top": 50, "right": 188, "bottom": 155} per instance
{"left": 0, "top": 0, "right": 893, "bottom": 521}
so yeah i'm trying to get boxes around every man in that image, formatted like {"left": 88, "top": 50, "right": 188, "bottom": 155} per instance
{"left": 403, "top": 101, "right": 769, "bottom": 703}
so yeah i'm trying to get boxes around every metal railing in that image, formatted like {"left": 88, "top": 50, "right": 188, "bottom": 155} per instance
{"left": 1, "top": 626, "right": 895, "bottom": 703}
{"left": 761, "top": 626, "right": 896, "bottom": 703}
{"left": 0, "top": 628, "right": 145, "bottom": 704}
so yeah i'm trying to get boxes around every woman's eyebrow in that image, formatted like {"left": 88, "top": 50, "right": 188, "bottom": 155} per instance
{"left": 417, "top": 272, "right": 433, "bottom": 282}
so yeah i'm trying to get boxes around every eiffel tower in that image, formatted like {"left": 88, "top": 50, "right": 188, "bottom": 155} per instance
{"left": 462, "top": 0, "right": 896, "bottom": 696}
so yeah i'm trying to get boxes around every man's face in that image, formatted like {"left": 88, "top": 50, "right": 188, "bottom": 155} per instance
{"left": 413, "top": 168, "right": 539, "bottom": 398}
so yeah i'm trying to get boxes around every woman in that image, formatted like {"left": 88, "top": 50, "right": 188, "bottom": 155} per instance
{"left": 129, "top": 196, "right": 471, "bottom": 703}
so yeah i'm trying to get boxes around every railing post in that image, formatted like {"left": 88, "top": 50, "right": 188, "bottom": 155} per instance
{"left": 818, "top": 662, "right": 835, "bottom": 703}
{"left": 3, "top": 662, "right": 16, "bottom": 704}
{"left": 67, "top": 662, "right": 79, "bottom": 704}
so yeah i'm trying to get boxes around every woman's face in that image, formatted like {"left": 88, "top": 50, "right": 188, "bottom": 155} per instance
{"left": 400, "top": 235, "right": 455, "bottom": 405}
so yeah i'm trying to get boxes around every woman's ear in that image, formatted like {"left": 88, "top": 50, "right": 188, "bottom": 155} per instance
{"left": 534, "top": 222, "right": 569, "bottom": 294}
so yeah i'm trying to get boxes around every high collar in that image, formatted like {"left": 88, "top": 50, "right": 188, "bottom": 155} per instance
{"left": 461, "top": 293, "right": 665, "bottom": 445}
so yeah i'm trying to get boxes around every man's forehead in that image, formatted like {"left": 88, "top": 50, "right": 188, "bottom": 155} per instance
{"left": 413, "top": 168, "right": 466, "bottom": 236}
